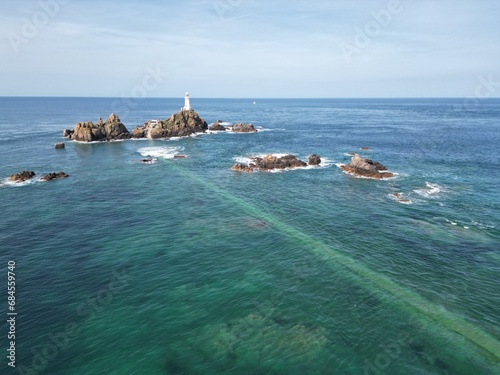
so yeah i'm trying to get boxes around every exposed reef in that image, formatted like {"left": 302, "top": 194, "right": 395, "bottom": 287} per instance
{"left": 340, "top": 155, "right": 393, "bottom": 179}
{"left": 232, "top": 154, "right": 321, "bottom": 172}
{"left": 10, "top": 171, "right": 36, "bottom": 183}
{"left": 209, "top": 120, "right": 227, "bottom": 131}
{"left": 230, "top": 123, "right": 257, "bottom": 133}
{"left": 41, "top": 172, "right": 69, "bottom": 181}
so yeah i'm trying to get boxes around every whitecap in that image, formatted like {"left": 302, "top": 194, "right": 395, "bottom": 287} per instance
{"left": 255, "top": 126, "right": 273, "bottom": 132}
{"left": 414, "top": 182, "right": 443, "bottom": 198}
{"left": 388, "top": 193, "right": 413, "bottom": 205}
{"left": 1, "top": 176, "right": 40, "bottom": 187}
{"left": 72, "top": 139, "right": 127, "bottom": 144}
{"left": 138, "top": 146, "right": 185, "bottom": 160}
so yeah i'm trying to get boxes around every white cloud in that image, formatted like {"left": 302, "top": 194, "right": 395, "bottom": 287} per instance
{"left": 0, "top": 0, "right": 499, "bottom": 97}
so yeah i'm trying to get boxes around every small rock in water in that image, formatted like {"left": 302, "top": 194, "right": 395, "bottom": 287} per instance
{"left": 209, "top": 121, "right": 226, "bottom": 131}
{"left": 41, "top": 172, "right": 69, "bottom": 181}
{"left": 308, "top": 154, "right": 321, "bottom": 166}
{"left": 54, "top": 142, "right": 65, "bottom": 149}
{"left": 231, "top": 123, "right": 257, "bottom": 133}
{"left": 341, "top": 155, "right": 393, "bottom": 179}
{"left": 10, "top": 171, "right": 36, "bottom": 183}
{"left": 63, "top": 129, "right": 73, "bottom": 137}
{"left": 140, "top": 159, "right": 153, "bottom": 164}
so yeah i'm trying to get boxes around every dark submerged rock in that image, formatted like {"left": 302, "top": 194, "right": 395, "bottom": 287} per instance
{"left": 41, "top": 172, "right": 69, "bottom": 181}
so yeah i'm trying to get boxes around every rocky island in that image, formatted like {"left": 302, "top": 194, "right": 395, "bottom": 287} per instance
{"left": 10, "top": 171, "right": 36, "bottom": 183}
{"left": 232, "top": 154, "right": 321, "bottom": 172}
{"left": 340, "top": 155, "right": 393, "bottom": 179}
{"left": 209, "top": 120, "right": 227, "bottom": 131}
{"left": 230, "top": 123, "right": 257, "bottom": 133}
{"left": 62, "top": 94, "right": 262, "bottom": 142}
{"left": 64, "top": 114, "right": 131, "bottom": 142}
{"left": 132, "top": 109, "right": 208, "bottom": 139}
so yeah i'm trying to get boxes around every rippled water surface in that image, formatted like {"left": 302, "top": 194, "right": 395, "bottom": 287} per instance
{"left": 0, "top": 98, "right": 499, "bottom": 374}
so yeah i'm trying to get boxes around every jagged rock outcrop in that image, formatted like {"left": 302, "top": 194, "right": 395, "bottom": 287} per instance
{"left": 54, "top": 142, "right": 65, "bottom": 149}
{"left": 63, "top": 129, "right": 73, "bottom": 137}
{"left": 65, "top": 114, "right": 131, "bottom": 142}
{"left": 132, "top": 110, "right": 208, "bottom": 139}
{"left": 340, "top": 155, "right": 393, "bottom": 179}
{"left": 41, "top": 172, "right": 69, "bottom": 181}
{"left": 308, "top": 154, "right": 321, "bottom": 166}
{"left": 231, "top": 123, "right": 257, "bottom": 133}
{"left": 10, "top": 171, "right": 36, "bottom": 183}
{"left": 232, "top": 154, "right": 314, "bottom": 172}
{"left": 209, "top": 120, "right": 226, "bottom": 131}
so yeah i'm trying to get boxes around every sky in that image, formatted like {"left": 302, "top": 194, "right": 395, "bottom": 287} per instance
{"left": 0, "top": 0, "right": 499, "bottom": 98}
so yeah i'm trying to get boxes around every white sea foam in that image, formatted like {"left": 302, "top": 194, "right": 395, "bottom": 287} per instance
{"left": 226, "top": 126, "right": 272, "bottom": 133}
{"left": 438, "top": 217, "right": 494, "bottom": 230}
{"left": 72, "top": 139, "right": 127, "bottom": 144}
{"left": 139, "top": 158, "right": 157, "bottom": 164}
{"left": 1, "top": 176, "right": 40, "bottom": 188}
{"left": 138, "top": 146, "right": 185, "bottom": 160}
{"left": 388, "top": 193, "right": 413, "bottom": 205}
{"left": 414, "top": 182, "right": 442, "bottom": 198}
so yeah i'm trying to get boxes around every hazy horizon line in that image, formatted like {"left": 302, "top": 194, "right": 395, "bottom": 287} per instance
{"left": 1, "top": 96, "right": 499, "bottom": 100}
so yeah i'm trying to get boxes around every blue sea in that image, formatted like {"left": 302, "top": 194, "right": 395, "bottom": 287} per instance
{"left": 0, "top": 97, "right": 499, "bottom": 374}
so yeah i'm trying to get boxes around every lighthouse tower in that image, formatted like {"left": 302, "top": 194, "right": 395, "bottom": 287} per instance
{"left": 183, "top": 91, "right": 192, "bottom": 111}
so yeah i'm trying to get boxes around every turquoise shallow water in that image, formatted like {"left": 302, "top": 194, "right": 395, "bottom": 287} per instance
{"left": 0, "top": 98, "right": 499, "bottom": 374}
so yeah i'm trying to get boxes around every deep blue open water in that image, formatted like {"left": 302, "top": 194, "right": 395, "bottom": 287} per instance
{"left": 0, "top": 97, "right": 499, "bottom": 374}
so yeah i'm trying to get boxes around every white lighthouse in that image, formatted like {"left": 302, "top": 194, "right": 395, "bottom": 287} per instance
{"left": 183, "top": 91, "right": 192, "bottom": 111}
